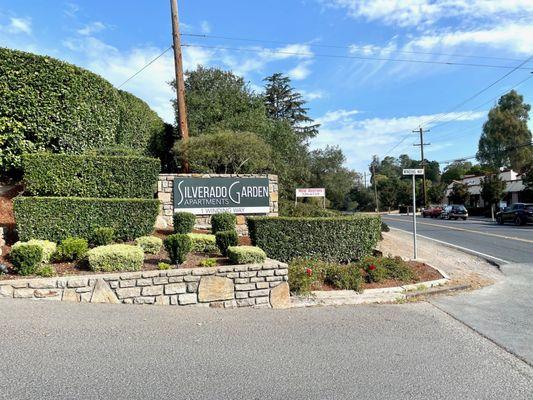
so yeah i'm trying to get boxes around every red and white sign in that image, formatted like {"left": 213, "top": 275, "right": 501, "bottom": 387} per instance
{"left": 295, "top": 188, "right": 326, "bottom": 198}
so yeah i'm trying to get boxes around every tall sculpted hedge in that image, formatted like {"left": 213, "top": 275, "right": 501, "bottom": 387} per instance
{"left": 0, "top": 47, "right": 165, "bottom": 179}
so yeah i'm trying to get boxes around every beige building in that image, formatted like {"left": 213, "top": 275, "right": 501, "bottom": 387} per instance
{"left": 445, "top": 170, "right": 531, "bottom": 208}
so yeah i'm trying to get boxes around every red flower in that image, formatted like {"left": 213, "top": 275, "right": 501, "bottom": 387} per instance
{"left": 369, "top": 264, "right": 376, "bottom": 271}
{"left": 305, "top": 268, "right": 313, "bottom": 276}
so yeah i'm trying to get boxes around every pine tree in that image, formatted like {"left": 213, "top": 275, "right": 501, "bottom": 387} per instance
{"left": 263, "top": 73, "right": 319, "bottom": 140}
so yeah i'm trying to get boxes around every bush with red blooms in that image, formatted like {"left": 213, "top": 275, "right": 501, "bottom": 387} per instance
{"left": 362, "top": 256, "right": 415, "bottom": 283}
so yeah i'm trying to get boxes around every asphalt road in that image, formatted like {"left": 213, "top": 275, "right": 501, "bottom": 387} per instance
{"left": 382, "top": 214, "right": 533, "bottom": 264}
{"left": 1, "top": 300, "right": 532, "bottom": 399}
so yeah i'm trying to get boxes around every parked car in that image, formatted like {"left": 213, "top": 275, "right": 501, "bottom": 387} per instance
{"left": 422, "top": 205, "right": 444, "bottom": 218}
{"left": 441, "top": 204, "right": 468, "bottom": 220}
{"left": 496, "top": 203, "right": 533, "bottom": 226}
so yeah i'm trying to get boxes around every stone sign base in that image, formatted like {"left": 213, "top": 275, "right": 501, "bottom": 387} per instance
{"left": 0, "top": 259, "right": 290, "bottom": 309}
{"left": 156, "top": 173, "right": 279, "bottom": 235}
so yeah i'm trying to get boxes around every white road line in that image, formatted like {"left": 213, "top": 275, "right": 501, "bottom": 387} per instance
{"left": 388, "top": 226, "right": 510, "bottom": 265}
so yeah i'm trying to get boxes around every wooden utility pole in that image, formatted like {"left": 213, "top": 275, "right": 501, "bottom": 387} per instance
{"left": 371, "top": 157, "right": 379, "bottom": 212}
{"left": 413, "top": 127, "right": 430, "bottom": 207}
{"left": 170, "top": 0, "right": 189, "bottom": 171}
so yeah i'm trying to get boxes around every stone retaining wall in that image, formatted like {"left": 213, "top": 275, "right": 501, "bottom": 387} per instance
{"left": 0, "top": 259, "right": 290, "bottom": 309}
{"left": 156, "top": 173, "right": 279, "bottom": 234}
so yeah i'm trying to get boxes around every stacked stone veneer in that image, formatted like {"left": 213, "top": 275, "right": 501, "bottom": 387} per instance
{"left": 0, "top": 259, "right": 290, "bottom": 309}
{"left": 156, "top": 173, "right": 279, "bottom": 233}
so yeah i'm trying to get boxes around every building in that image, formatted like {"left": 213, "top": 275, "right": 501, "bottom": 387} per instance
{"left": 445, "top": 170, "right": 532, "bottom": 208}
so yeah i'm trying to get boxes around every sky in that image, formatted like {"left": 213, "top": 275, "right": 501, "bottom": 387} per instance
{"left": 1, "top": 0, "right": 532, "bottom": 175}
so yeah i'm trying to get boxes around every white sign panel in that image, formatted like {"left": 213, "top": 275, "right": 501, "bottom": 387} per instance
{"left": 295, "top": 188, "right": 326, "bottom": 198}
{"left": 402, "top": 169, "right": 424, "bottom": 175}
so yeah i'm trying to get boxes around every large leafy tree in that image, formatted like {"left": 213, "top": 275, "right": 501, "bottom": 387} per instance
{"left": 477, "top": 90, "right": 532, "bottom": 171}
{"left": 448, "top": 182, "right": 470, "bottom": 204}
{"left": 263, "top": 73, "right": 319, "bottom": 140}
{"left": 480, "top": 174, "right": 506, "bottom": 220}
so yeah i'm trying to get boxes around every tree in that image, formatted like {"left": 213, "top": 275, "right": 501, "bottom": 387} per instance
{"left": 477, "top": 90, "right": 532, "bottom": 171}
{"left": 441, "top": 161, "right": 473, "bottom": 184}
{"left": 480, "top": 174, "right": 506, "bottom": 220}
{"left": 448, "top": 182, "right": 470, "bottom": 204}
{"left": 263, "top": 73, "right": 319, "bottom": 140}
{"left": 174, "top": 131, "right": 271, "bottom": 174}
{"left": 427, "top": 181, "right": 446, "bottom": 204}
{"left": 175, "top": 66, "right": 268, "bottom": 136}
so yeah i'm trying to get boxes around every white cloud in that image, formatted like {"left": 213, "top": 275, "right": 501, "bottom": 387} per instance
{"left": 77, "top": 21, "right": 106, "bottom": 36}
{"left": 200, "top": 20, "right": 211, "bottom": 33}
{"left": 299, "top": 89, "right": 324, "bottom": 101}
{"left": 4, "top": 17, "right": 32, "bottom": 35}
{"left": 311, "top": 109, "right": 485, "bottom": 170}
{"left": 328, "top": 0, "right": 533, "bottom": 27}
{"left": 288, "top": 60, "right": 313, "bottom": 80}
{"left": 405, "top": 23, "right": 533, "bottom": 55}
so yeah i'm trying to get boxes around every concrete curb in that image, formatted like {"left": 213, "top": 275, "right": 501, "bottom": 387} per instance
{"left": 291, "top": 263, "right": 451, "bottom": 308}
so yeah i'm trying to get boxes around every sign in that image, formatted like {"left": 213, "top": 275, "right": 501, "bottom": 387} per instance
{"left": 295, "top": 188, "right": 326, "bottom": 198}
{"left": 173, "top": 177, "right": 270, "bottom": 215}
{"left": 403, "top": 169, "right": 424, "bottom": 175}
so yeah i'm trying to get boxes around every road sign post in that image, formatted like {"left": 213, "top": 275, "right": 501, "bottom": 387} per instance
{"left": 403, "top": 169, "right": 424, "bottom": 259}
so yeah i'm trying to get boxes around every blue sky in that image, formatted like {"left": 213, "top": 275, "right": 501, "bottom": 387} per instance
{"left": 1, "top": 0, "right": 532, "bottom": 174}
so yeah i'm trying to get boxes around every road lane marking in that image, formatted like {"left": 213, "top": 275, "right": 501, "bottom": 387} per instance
{"left": 388, "top": 226, "right": 510, "bottom": 265}
{"left": 383, "top": 216, "right": 533, "bottom": 244}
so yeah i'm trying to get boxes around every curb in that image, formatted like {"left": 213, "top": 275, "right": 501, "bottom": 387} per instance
{"left": 291, "top": 263, "right": 453, "bottom": 308}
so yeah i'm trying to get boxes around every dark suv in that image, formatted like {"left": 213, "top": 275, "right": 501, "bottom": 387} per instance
{"left": 441, "top": 205, "right": 468, "bottom": 220}
{"left": 496, "top": 203, "right": 533, "bottom": 226}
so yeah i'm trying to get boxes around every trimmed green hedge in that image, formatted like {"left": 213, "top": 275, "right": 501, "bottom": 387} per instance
{"left": 0, "top": 47, "right": 166, "bottom": 179}
{"left": 247, "top": 215, "right": 381, "bottom": 263}
{"left": 22, "top": 153, "right": 160, "bottom": 198}
{"left": 14, "top": 197, "right": 159, "bottom": 242}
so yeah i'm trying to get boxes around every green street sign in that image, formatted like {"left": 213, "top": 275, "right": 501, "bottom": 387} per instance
{"left": 173, "top": 177, "right": 270, "bottom": 215}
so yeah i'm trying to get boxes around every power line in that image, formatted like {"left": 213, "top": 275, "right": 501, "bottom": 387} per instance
{"left": 181, "top": 32, "right": 528, "bottom": 63}
{"left": 181, "top": 43, "right": 532, "bottom": 71}
{"left": 419, "top": 55, "right": 533, "bottom": 128}
{"left": 117, "top": 45, "right": 173, "bottom": 89}
{"left": 436, "top": 141, "right": 533, "bottom": 164}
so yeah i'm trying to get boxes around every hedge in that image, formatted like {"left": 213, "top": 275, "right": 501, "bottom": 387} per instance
{"left": 247, "top": 215, "right": 381, "bottom": 263}
{"left": 14, "top": 197, "right": 159, "bottom": 242}
{"left": 0, "top": 47, "right": 166, "bottom": 179}
{"left": 87, "top": 244, "right": 144, "bottom": 272}
{"left": 22, "top": 153, "right": 160, "bottom": 198}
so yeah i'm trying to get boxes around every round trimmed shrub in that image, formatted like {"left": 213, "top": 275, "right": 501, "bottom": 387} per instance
{"left": 164, "top": 234, "right": 192, "bottom": 264}
{"left": 12, "top": 239, "right": 56, "bottom": 263}
{"left": 55, "top": 237, "right": 88, "bottom": 262}
{"left": 10, "top": 244, "right": 43, "bottom": 276}
{"left": 91, "top": 227, "right": 115, "bottom": 246}
{"left": 87, "top": 244, "right": 144, "bottom": 272}
{"left": 215, "top": 230, "right": 238, "bottom": 256}
{"left": 211, "top": 212, "right": 236, "bottom": 234}
{"left": 135, "top": 236, "right": 163, "bottom": 254}
{"left": 186, "top": 233, "right": 217, "bottom": 253}
{"left": 227, "top": 246, "right": 266, "bottom": 265}
{"left": 173, "top": 212, "right": 196, "bottom": 234}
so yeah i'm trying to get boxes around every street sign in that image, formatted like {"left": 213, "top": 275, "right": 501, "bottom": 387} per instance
{"left": 295, "top": 188, "right": 325, "bottom": 198}
{"left": 402, "top": 169, "right": 424, "bottom": 175}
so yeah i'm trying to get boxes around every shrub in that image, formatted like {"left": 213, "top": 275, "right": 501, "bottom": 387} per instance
{"left": 91, "top": 227, "right": 115, "bottom": 246}
{"left": 173, "top": 212, "right": 196, "bottom": 234}
{"left": 12, "top": 239, "right": 56, "bottom": 263}
{"left": 10, "top": 244, "right": 43, "bottom": 276}
{"left": 247, "top": 215, "right": 381, "bottom": 263}
{"left": 0, "top": 47, "right": 165, "bottom": 179}
{"left": 186, "top": 233, "right": 217, "bottom": 253}
{"left": 211, "top": 212, "right": 236, "bottom": 234}
{"left": 227, "top": 246, "right": 266, "bottom": 264}
{"left": 55, "top": 237, "right": 88, "bottom": 261}
{"left": 381, "top": 222, "right": 390, "bottom": 232}
{"left": 135, "top": 236, "right": 163, "bottom": 254}
{"left": 36, "top": 264, "right": 56, "bottom": 278}
{"left": 288, "top": 258, "right": 320, "bottom": 294}
{"left": 14, "top": 197, "right": 159, "bottom": 242}
{"left": 164, "top": 234, "right": 192, "bottom": 264}
{"left": 22, "top": 153, "right": 160, "bottom": 198}
{"left": 87, "top": 244, "right": 144, "bottom": 272}
{"left": 199, "top": 258, "right": 217, "bottom": 268}
{"left": 280, "top": 201, "right": 340, "bottom": 217}
{"left": 322, "top": 263, "right": 362, "bottom": 291}
{"left": 361, "top": 256, "right": 415, "bottom": 283}
{"left": 215, "top": 230, "right": 238, "bottom": 256}
{"left": 158, "top": 262, "right": 171, "bottom": 270}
